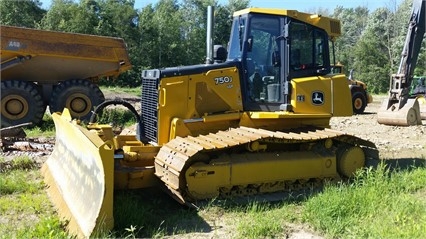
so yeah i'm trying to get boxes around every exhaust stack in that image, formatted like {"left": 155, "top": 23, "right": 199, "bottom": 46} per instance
{"left": 206, "top": 6, "right": 214, "bottom": 64}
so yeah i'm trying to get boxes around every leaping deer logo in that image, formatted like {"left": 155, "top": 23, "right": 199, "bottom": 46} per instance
{"left": 312, "top": 91, "right": 324, "bottom": 105}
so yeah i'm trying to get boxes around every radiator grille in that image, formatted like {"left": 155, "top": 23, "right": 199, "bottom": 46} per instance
{"left": 141, "top": 71, "right": 159, "bottom": 143}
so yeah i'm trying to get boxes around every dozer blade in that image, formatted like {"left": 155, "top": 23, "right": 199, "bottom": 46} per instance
{"left": 41, "top": 109, "right": 114, "bottom": 238}
{"left": 377, "top": 98, "right": 422, "bottom": 126}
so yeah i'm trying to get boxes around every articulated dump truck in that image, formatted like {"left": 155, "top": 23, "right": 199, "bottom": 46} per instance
{"left": 42, "top": 7, "right": 378, "bottom": 238}
{"left": 0, "top": 25, "right": 131, "bottom": 127}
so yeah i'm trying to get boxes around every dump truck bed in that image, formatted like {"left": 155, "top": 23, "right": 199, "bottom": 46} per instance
{"left": 0, "top": 25, "right": 131, "bottom": 83}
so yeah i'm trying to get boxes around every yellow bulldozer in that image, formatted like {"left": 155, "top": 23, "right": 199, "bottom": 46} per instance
{"left": 42, "top": 6, "right": 378, "bottom": 238}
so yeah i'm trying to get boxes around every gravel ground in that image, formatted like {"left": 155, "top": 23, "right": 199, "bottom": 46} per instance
{"left": 330, "top": 95, "right": 426, "bottom": 160}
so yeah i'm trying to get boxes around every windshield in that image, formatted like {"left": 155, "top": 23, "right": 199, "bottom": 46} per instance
{"left": 227, "top": 16, "right": 246, "bottom": 60}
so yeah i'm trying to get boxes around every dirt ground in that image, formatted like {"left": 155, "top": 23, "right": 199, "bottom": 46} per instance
{"left": 330, "top": 95, "right": 426, "bottom": 160}
{"left": 1, "top": 94, "right": 425, "bottom": 239}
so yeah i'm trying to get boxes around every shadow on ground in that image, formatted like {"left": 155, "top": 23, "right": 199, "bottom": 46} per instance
{"left": 367, "top": 156, "right": 426, "bottom": 171}
{"left": 112, "top": 187, "right": 211, "bottom": 238}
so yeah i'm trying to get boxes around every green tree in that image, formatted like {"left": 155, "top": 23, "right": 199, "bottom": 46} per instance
{"left": 353, "top": 8, "right": 393, "bottom": 93}
{"left": 40, "top": 0, "right": 140, "bottom": 86}
{"left": 332, "top": 6, "right": 369, "bottom": 74}
{"left": 95, "top": 0, "right": 140, "bottom": 87}
{"left": 94, "top": 0, "right": 139, "bottom": 38}
{"left": 391, "top": 0, "right": 426, "bottom": 76}
{"left": 389, "top": 0, "right": 412, "bottom": 73}
{"left": 180, "top": 0, "right": 216, "bottom": 65}
{"left": 212, "top": 4, "right": 231, "bottom": 46}
{"left": 0, "top": 0, "right": 46, "bottom": 27}
{"left": 138, "top": 4, "right": 159, "bottom": 70}
{"left": 39, "top": 0, "right": 98, "bottom": 34}
{"left": 138, "top": 0, "right": 184, "bottom": 68}
{"left": 227, "top": 0, "right": 249, "bottom": 13}
{"left": 215, "top": 0, "right": 250, "bottom": 48}
{"left": 415, "top": 41, "right": 426, "bottom": 76}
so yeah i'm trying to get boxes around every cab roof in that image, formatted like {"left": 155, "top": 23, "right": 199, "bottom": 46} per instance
{"left": 233, "top": 8, "right": 341, "bottom": 39}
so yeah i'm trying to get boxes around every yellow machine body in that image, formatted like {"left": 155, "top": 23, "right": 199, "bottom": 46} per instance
{"left": 1, "top": 25, "right": 131, "bottom": 81}
{"left": 332, "top": 63, "right": 373, "bottom": 114}
{"left": 43, "top": 68, "right": 373, "bottom": 237}
{"left": 41, "top": 109, "right": 114, "bottom": 238}
{"left": 1, "top": 25, "right": 131, "bottom": 127}
{"left": 158, "top": 66, "right": 353, "bottom": 144}
{"left": 42, "top": 7, "right": 377, "bottom": 238}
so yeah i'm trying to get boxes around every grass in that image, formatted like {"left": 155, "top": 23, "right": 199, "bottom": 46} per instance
{"left": 1, "top": 156, "right": 426, "bottom": 238}
{"left": 0, "top": 156, "right": 68, "bottom": 239}
{"left": 23, "top": 113, "right": 55, "bottom": 138}
{"left": 303, "top": 164, "right": 426, "bottom": 238}
{"left": 101, "top": 86, "right": 141, "bottom": 97}
{"left": 23, "top": 105, "right": 137, "bottom": 138}
{"left": 234, "top": 202, "right": 288, "bottom": 238}
{"left": 110, "top": 189, "right": 207, "bottom": 238}
{"left": 105, "top": 162, "right": 426, "bottom": 238}
{"left": 96, "top": 108, "right": 138, "bottom": 127}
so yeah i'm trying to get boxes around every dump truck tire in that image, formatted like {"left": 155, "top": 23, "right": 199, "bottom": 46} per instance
{"left": 49, "top": 79, "right": 105, "bottom": 121}
{"left": 352, "top": 91, "right": 367, "bottom": 114}
{"left": 1, "top": 80, "right": 46, "bottom": 127}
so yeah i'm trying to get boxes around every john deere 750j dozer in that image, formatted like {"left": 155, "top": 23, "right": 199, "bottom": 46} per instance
{"left": 42, "top": 7, "right": 377, "bottom": 238}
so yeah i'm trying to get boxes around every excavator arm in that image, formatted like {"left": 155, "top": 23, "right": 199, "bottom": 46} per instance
{"left": 377, "top": 0, "right": 425, "bottom": 125}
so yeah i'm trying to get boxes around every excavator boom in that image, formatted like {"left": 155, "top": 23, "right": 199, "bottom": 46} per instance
{"left": 377, "top": 0, "right": 426, "bottom": 125}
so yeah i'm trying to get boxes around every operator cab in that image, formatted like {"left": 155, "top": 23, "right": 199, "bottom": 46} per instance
{"left": 228, "top": 9, "right": 333, "bottom": 111}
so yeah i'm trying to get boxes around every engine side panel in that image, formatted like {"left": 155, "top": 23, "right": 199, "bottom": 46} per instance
{"left": 143, "top": 65, "right": 243, "bottom": 145}
{"left": 291, "top": 74, "right": 353, "bottom": 116}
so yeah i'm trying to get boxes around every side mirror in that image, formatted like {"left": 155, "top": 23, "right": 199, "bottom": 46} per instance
{"left": 213, "top": 45, "right": 227, "bottom": 63}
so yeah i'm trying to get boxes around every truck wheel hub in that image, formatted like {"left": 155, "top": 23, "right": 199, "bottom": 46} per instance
{"left": 66, "top": 93, "right": 91, "bottom": 115}
{"left": 2, "top": 95, "right": 28, "bottom": 118}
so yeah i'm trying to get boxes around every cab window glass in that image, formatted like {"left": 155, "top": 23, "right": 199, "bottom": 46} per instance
{"left": 289, "top": 21, "right": 327, "bottom": 71}
{"left": 228, "top": 17, "right": 246, "bottom": 60}
{"left": 245, "top": 15, "right": 280, "bottom": 102}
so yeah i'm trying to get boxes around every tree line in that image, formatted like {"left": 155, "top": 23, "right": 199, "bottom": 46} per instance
{"left": 1, "top": 0, "right": 424, "bottom": 93}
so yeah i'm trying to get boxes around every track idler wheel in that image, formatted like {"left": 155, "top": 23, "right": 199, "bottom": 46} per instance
{"left": 337, "top": 146, "right": 365, "bottom": 178}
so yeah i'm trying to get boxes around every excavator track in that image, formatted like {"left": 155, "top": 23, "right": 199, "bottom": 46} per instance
{"left": 154, "top": 126, "right": 377, "bottom": 204}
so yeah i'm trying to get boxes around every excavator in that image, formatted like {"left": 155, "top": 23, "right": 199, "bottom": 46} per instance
{"left": 42, "top": 6, "right": 378, "bottom": 238}
{"left": 377, "top": 0, "right": 426, "bottom": 126}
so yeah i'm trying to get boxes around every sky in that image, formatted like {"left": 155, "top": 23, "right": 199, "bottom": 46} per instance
{"left": 39, "top": 0, "right": 404, "bottom": 12}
